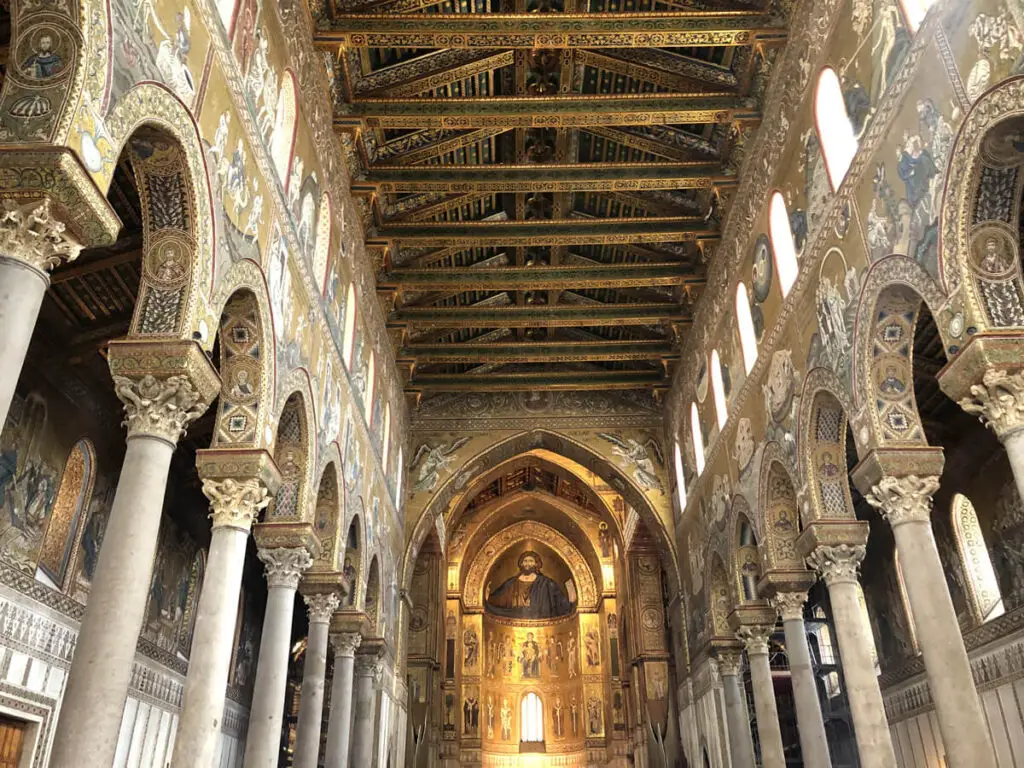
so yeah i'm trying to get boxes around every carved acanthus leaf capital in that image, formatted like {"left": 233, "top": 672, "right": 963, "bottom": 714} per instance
{"left": 736, "top": 625, "right": 773, "bottom": 656}
{"left": 0, "top": 199, "right": 82, "bottom": 274}
{"left": 259, "top": 547, "right": 313, "bottom": 589}
{"left": 806, "top": 545, "right": 865, "bottom": 586}
{"left": 715, "top": 650, "right": 743, "bottom": 677}
{"left": 305, "top": 592, "right": 341, "bottom": 624}
{"left": 113, "top": 373, "right": 208, "bottom": 443}
{"left": 770, "top": 592, "right": 807, "bottom": 622}
{"left": 355, "top": 652, "right": 384, "bottom": 680}
{"left": 203, "top": 478, "right": 271, "bottom": 531}
{"left": 864, "top": 475, "right": 939, "bottom": 526}
{"left": 332, "top": 632, "right": 363, "bottom": 658}
{"left": 959, "top": 369, "right": 1024, "bottom": 438}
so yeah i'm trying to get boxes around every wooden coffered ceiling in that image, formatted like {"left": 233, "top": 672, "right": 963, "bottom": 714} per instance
{"left": 314, "top": 0, "right": 786, "bottom": 400}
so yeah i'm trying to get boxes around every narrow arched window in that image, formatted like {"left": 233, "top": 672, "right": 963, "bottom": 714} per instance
{"left": 271, "top": 72, "right": 298, "bottom": 182}
{"left": 521, "top": 692, "right": 544, "bottom": 743}
{"left": 395, "top": 448, "right": 404, "bottom": 504}
{"left": 815, "top": 68, "right": 858, "bottom": 191}
{"left": 342, "top": 284, "right": 357, "bottom": 370}
{"left": 952, "top": 493, "right": 1005, "bottom": 623}
{"left": 38, "top": 438, "right": 96, "bottom": 590}
{"left": 690, "top": 402, "right": 705, "bottom": 476}
{"left": 710, "top": 350, "right": 727, "bottom": 430}
{"left": 313, "top": 196, "right": 331, "bottom": 295}
{"left": 735, "top": 283, "right": 757, "bottom": 374}
{"left": 382, "top": 403, "right": 391, "bottom": 473}
{"left": 769, "top": 192, "right": 799, "bottom": 298}
{"left": 216, "top": 0, "right": 238, "bottom": 32}
{"left": 899, "top": 0, "right": 935, "bottom": 32}
{"left": 365, "top": 351, "right": 376, "bottom": 414}
{"left": 673, "top": 442, "right": 687, "bottom": 513}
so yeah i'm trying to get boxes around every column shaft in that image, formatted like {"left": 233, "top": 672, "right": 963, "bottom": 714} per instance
{"left": 826, "top": 579, "right": 896, "bottom": 768}
{"left": 325, "top": 646, "right": 358, "bottom": 768}
{"left": 49, "top": 436, "right": 174, "bottom": 768}
{"left": 171, "top": 525, "right": 250, "bottom": 767}
{"left": 720, "top": 667, "right": 755, "bottom": 768}
{"left": 780, "top": 615, "right": 832, "bottom": 766}
{"left": 746, "top": 649, "right": 786, "bottom": 768}
{"left": 351, "top": 659, "right": 378, "bottom": 768}
{"left": 293, "top": 594, "right": 340, "bottom": 768}
{"left": 892, "top": 519, "right": 995, "bottom": 767}
{"left": 0, "top": 257, "right": 46, "bottom": 428}
{"left": 1003, "top": 430, "right": 1024, "bottom": 507}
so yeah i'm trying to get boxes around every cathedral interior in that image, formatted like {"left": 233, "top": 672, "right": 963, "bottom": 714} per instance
{"left": 0, "top": 0, "right": 1023, "bottom": 765}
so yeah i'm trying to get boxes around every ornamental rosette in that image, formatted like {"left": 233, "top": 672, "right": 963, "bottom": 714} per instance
{"left": 113, "top": 373, "right": 208, "bottom": 443}
{"left": 0, "top": 199, "right": 82, "bottom": 274}
{"left": 305, "top": 592, "right": 341, "bottom": 623}
{"left": 864, "top": 475, "right": 939, "bottom": 527}
{"left": 805, "top": 544, "right": 865, "bottom": 586}
{"left": 203, "top": 478, "right": 271, "bottom": 531}
{"left": 960, "top": 369, "right": 1024, "bottom": 438}
{"left": 259, "top": 547, "right": 313, "bottom": 589}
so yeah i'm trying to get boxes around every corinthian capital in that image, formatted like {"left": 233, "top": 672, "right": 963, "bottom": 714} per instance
{"left": 355, "top": 652, "right": 384, "bottom": 680}
{"left": 715, "top": 650, "right": 743, "bottom": 677}
{"left": 864, "top": 475, "right": 939, "bottom": 526}
{"left": 203, "top": 478, "right": 271, "bottom": 531}
{"left": 736, "top": 625, "right": 773, "bottom": 656}
{"left": 770, "top": 592, "right": 807, "bottom": 622}
{"left": 113, "top": 373, "right": 209, "bottom": 443}
{"left": 332, "top": 632, "right": 362, "bottom": 658}
{"left": 305, "top": 592, "right": 341, "bottom": 624}
{"left": 259, "top": 547, "right": 313, "bottom": 589}
{"left": 0, "top": 199, "right": 82, "bottom": 274}
{"left": 806, "top": 545, "right": 865, "bottom": 586}
{"left": 960, "top": 369, "right": 1024, "bottom": 438}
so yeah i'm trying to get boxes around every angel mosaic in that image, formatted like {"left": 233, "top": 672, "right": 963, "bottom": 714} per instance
{"left": 410, "top": 438, "right": 470, "bottom": 494}
{"left": 598, "top": 433, "right": 664, "bottom": 492}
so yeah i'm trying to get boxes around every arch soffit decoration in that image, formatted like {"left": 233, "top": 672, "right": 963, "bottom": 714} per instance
{"left": 754, "top": 442, "right": 805, "bottom": 572}
{"left": 455, "top": 490, "right": 605, "bottom": 587}
{"left": 209, "top": 263, "right": 278, "bottom": 450}
{"left": 272, "top": 376, "right": 318, "bottom": 522}
{"left": 401, "top": 429, "right": 680, "bottom": 596}
{"left": 726, "top": 493, "right": 758, "bottom": 603}
{"left": 104, "top": 83, "right": 217, "bottom": 336}
{"left": 850, "top": 254, "right": 950, "bottom": 449}
{"left": 463, "top": 519, "right": 599, "bottom": 612}
{"left": 940, "top": 76, "right": 1024, "bottom": 315}
{"left": 312, "top": 457, "right": 344, "bottom": 571}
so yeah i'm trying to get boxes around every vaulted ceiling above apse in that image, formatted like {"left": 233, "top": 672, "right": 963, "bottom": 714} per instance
{"left": 314, "top": 0, "right": 787, "bottom": 403}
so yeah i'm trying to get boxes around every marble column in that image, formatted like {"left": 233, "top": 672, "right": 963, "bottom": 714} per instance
{"left": 243, "top": 547, "right": 314, "bottom": 768}
{"left": 294, "top": 592, "right": 342, "bottom": 768}
{"left": 171, "top": 479, "right": 272, "bottom": 768}
{"left": 770, "top": 593, "right": 832, "bottom": 767}
{"left": 717, "top": 651, "right": 755, "bottom": 768}
{"left": 325, "top": 633, "right": 362, "bottom": 768}
{"left": 49, "top": 368, "right": 213, "bottom": 768}
{"left": 807, "top": 545, "right": 897, "bottom": 768}
{"left": 960, "top": 369, "right": 1024, "bottom": 504}
{"left": 0, "top": 199, "right": 82, "bottom": 428}
{"left": 866, "top": 475, "right": 996, "bottom": 768}
{"left": 737, "top": 626, "right": 786, "bottom": 768}
{"left": 351, "top": 651, "right": 383, "bottom": 768}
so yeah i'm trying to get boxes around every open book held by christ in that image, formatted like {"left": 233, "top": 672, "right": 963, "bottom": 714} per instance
{"left": 485, "top": 551, "right": 575, "bottom": 620}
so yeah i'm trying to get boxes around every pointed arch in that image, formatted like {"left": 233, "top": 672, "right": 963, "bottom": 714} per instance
{"left": 757, "top": 447, "right": 803, "bottom": 572}
{"left": 313, "top": 195, "right": 332, "bottom": 295}
{"left": 735, "top": 283, "right": 758, "bottom": 374}
{"left": 365, "top": 350, "right": 377, "bottom": 416}
{"left": 343, "top": 514, "right": 363, "bottom": 606}
{"left": 313, "top": 462, "right": 343, "bottom": 569}
{"left": 707, "top": 553, "right": 732, "bottom": 638}
{"left": 37, "top": 438, "right": 96, "bottom": 589}
{"left": 814, "top": 67, "right": 858, "bottom": 191}
{"left": 690, "top": 402, "right": 705, "bottom": 476}
{"left": 382, "top": 403, "right": 392, "bottom": 474}
{"left": 710, "top": 350, "right": 727, "bottom": 430}
{"left": 365, "top": 555, "right": 382, "bottom": 632}
{"left": 798, "top": 371, "right": 857, "bottom": 523}
{"left": 342, "top": 284, "right": 358, "bottom": 369}
{"left": 769, "top": 192, "right": 799, "bottom": 298}
{"left": 673, "top": 442, "right": 687, "bottom": 516}
{"left": 731, "top": 498, "right": 761, "bottom": 603}
{"left": 271, "top": 71, "right": 299, "bottom": 183}
{"left": 268, "top": 390, "right": 311, "bottom": 521}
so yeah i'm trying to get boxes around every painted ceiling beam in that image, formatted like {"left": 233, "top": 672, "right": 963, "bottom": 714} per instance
{"left": 374, "top": 128, "right": 509, "bottom": 165}
{"left": 375, "top": 217, "right": 718, "bottom": 247}
{"left": 398, "top": 339, "right": 675, "bottom": 363}
{"left": 383, "top": 263, "right": 697, "bottom": 290}
{"left": 337, "top": 94, "right": 755, "bottom": 129}
{"left": 360, "top": 162, "right": 734, "bottom": 193}
{"left": 353, "top": 50, "right": 514, "bottom": 96}
{"left": 315, "top": 12, "right": 785, "bottom": 49}
{"left": 576, "top": 49, "right": 733, "bottom": 92}
{"left": 405, "top": 370, "right": 669, "bottom": 391}
{"left": 389, "top": 302, "right": 685, "bottom": 328}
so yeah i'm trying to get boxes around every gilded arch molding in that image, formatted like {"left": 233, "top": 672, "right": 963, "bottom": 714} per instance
{"left": 462, "top": 520, "right": 599, "bottom": 612}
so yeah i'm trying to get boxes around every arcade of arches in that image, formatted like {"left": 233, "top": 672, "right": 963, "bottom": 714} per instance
{"left": 2, "top": 0, "right": 1024, "bottom": 766}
